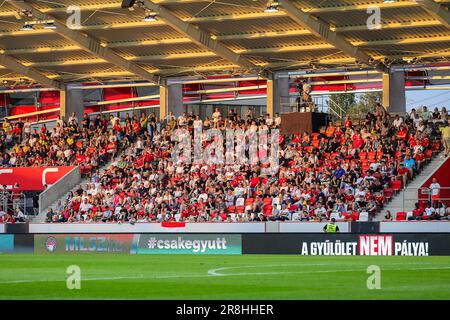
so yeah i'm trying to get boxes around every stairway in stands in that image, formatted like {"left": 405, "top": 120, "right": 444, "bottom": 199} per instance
{"left": 374, "top": 151, "right": 446, "bottom": 221}
{"left": 32, "top": 151, "right": 125, "bottom": 222}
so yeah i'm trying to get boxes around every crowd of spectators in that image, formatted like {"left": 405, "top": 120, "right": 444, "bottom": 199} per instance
{"left": 39, "top": 104, "right": 448, "bottom": 223}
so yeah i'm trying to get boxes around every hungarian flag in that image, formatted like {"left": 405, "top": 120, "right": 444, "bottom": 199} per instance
{"left": 161, "top": 221, "right": 186, "bottom": 228}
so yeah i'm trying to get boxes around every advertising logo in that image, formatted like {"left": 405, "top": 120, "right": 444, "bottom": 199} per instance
{"left": 45, "top": 236, "right": 57, "bottom": 252}
{"left": 137, "top": 234, "right": 242, "bottom": 255}
{"left": 35, "top": 234, "right": 136, "bottom": 254}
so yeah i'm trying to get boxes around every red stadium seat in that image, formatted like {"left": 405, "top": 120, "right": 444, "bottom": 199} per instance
{"left": 227, "top": 206, "right": 235, "bottom": 213}
{"left": 235, "top": 206, "right": 245, "bottom": 214}
{"left": 391, "top": 180, "right": 402, "bottom": 191}
{"left": 367, "top": 152, "right": 376, "bottom": 161}
{"left": 263, "top": 205, "right": 273, "bottom": 216}
{"left": 244, "top": 198, "right": 254, "bottom": 206}
{"left": 396, "top": 212, "right": 406, "bottom": 221}
{"left": 384, "top": 188, "right": 393, "bottom": 199}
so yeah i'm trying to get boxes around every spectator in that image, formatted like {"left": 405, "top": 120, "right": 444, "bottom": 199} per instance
{"left": 13, "top": 208, "right": 25, "bottom": 222}
{"left": 429, "top": 178, "right": 441, "bottom": 204}
{"left": 383, "top": 210, "right": 393, "bottom": 221}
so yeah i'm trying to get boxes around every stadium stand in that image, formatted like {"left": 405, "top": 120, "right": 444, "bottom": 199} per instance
{"left": 1, "top": 104, "right": 446, "bottom": 224}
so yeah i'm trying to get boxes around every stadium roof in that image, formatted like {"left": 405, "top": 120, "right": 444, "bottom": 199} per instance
{"left": 0, "top": 0, "right": 450, "bottom": 88}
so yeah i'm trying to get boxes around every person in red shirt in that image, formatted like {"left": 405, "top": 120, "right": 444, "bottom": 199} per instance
{"left": 397, "top": 163, "right": 408, "bottom": 187}
{"left": 397, "top": 125, "right": 408, "bottom": 140}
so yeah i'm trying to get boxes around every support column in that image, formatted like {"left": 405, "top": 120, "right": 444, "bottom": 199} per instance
{"left": 382, "top": 71, "right": 406, "bottom": 114}
{"left": 168, "top": 83, "right": 184, "bottom": 118}
{"left": 65, "top": 85, "right": 84, "bottom": 122}
{"left": 59, "top": 89, "right": 66, "bottom": 120}
{"left": 159, "top": 83, "right": 184, "bottom": 120}
{"left": 159, "top": 85, "right": 167, "bottom": 121}
{"left": 266, "top": 72, "right": 289, "bottom": 117}
{"left": 266, "top": 80, "right": 275, "bottom": 118}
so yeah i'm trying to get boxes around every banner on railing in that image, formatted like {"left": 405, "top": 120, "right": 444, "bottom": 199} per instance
{"left": 0, "top": 166, "right": 75, "bottom": 191}
{"left": 242, "top": 233, "right": 450, "bottom": 256}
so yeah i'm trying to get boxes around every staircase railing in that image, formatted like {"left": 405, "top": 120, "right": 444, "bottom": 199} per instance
{"left": 327, "top": 99, "right": 346, "bottom": 122}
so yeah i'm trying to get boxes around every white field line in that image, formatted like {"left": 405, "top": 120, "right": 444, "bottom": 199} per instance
{"left": 208, "top": 266, "right": 450, "bottom": 277}
{"left": 0, "top": 262, "right": 448, "bottom": 284}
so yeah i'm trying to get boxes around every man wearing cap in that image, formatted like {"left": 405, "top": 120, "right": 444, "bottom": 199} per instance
{"left": 323, "top": 218, "right": 339, "bottom": 233}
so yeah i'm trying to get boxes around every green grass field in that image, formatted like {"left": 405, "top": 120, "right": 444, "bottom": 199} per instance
{"left": 1, "top": 254, "right": 450, "bottom": 299}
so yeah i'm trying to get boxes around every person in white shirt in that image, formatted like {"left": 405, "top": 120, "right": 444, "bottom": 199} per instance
{"left": 193, "top": 115, "right": 203, "bottom": 129}
{"left": 14, "top": 208, "right": 25, "bottom": 222}
{"left": 274, "top": 113, "right": 281, "bottom": 127}
{"left": 424, "top": 206, "right": 435, "bottom": 218}
{"left": 392, "top": 115, "right": 403, "bottom": 128}
{"left": 79, "top": 199, "right": 93, "bottom": 213}
{"left": 68, "top": 112, "right": 78, "bottom": 126}
{"left": 430, "top": 178, "right": 441, "bottom": 203}
{"left": 314, "top": 204, "right": 327, "bottom": 219}
{"left": 430, "top": 178, "right": 441, "bottom": 196}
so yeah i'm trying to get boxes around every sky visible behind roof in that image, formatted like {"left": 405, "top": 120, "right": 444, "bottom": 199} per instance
{"left": 406, "top": 90, "right": 450, "bottom": 112}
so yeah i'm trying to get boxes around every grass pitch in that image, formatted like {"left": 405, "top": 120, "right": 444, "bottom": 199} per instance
{"left": 0, "top": 254, "right": 449, "bottom": 300}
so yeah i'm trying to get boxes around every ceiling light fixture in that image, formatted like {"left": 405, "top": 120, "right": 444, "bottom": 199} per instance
{"left": 21, "top": 23, "right": 33, "bottom": 31}
{"left": 264, "top": 1, "right": 279, "bottom": 13}
{"left": 43, "top": 22, "right": 56, "bottom": 29}
{"left": 144, "top": 13, "right": 157, "bottom": 22}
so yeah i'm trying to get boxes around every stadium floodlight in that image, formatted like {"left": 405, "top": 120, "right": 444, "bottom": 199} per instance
{"left": 264, "top": 1, "right": 279, "bottom": 13}
{"left": 21, "top": 23, "right": 33, "bottom": 31}
{"left": 144, "top": 13, "right": 158, "bottom": 22}
{"left": 383, "top": 0, "right": 397, "bottom": 3}
{"left": 43, "top": 22, "right": 56, "bottom": 29}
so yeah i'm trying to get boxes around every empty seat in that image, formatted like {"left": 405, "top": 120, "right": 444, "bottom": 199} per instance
{"left": 235, "top": 206, "right": 245, "bottom": 214}
{"left": 396, "top": 212, "right": 406, "bottom": 221}
{"left": 391, "top": 180, "right": 402, "bottom": 191}
{"left": 263, "top": 204, "right": 273, "bottom": 216}
{"left": 383, "top": 188, "right": 393, "bottom": 199}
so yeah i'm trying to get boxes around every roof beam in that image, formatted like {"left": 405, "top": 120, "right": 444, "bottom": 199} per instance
{"left": 0, "top": 14, "right": 442, "bottom": 38}
{"left": 278, "top": 0, "right": 385, "bottom": 72}
{"left": 0, "top": 0, "right": 431, "bottom": 18}
{"left": 0, "top": 53, "right": 63, "bottom": 89}
{"left": 141, "top": 0, "right": 264, "bottom": 76}
{"left": 0, "top": 43, "right": 337, "bottom": 69}
{"left": 0, "top": 57, "right": 358, "bottom": 81}
{"left": 9, "top": 0, "right": 447, "bottom": 20}
{"left": 416, "top": 0, "right": 450, "bottom": 28}
{"left": 8, "top": 0, "right": 161, "bottom": 84}
{"left": 5, "top": 34, "right": 450, "bottom": 68}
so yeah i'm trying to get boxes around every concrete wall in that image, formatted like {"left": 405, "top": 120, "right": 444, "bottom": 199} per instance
{"left": 6, "top": 221, "right": 450, "bottom": 234}
{"left": 380, "top": 221, "right": 450, "bottom": 233}
{"left": 279, "top": 222, "right": 350, "bottom": 233}
{"left": 39, "top": 166, "right": 81, "bottom": 215}
{"left": 29, "top": 222, "right": 266, "bottom": 233}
